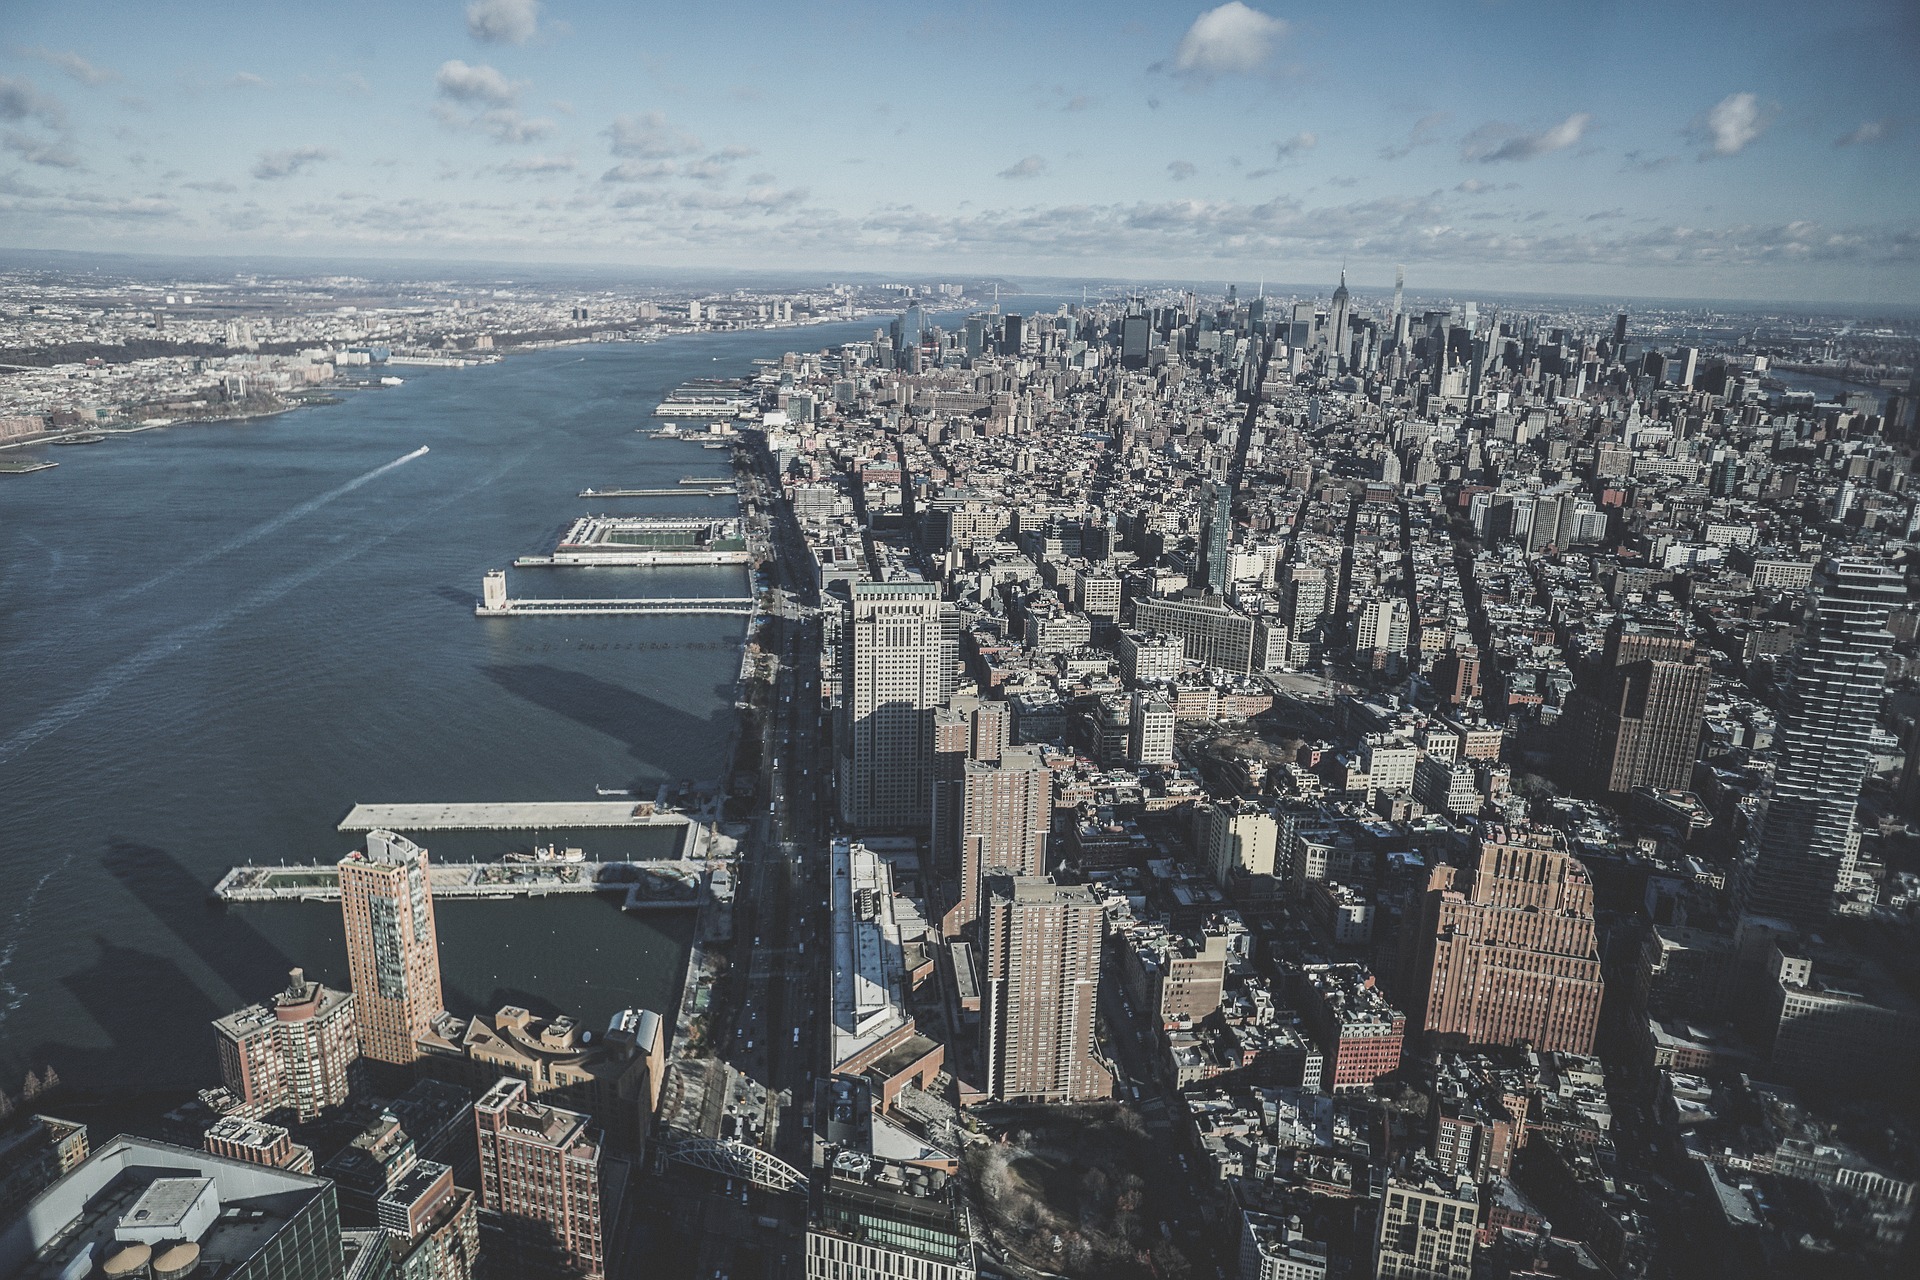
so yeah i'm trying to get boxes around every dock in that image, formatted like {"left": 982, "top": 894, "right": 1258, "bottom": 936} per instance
{"left": 338, "top": 801, "right": 689, "bottom": 831}
{"left": 476, "top": 595, "right": 755, "bottom": 616}
{"left": 213, "top": 858, "right": 715, "bottom": 908}
{"left": 579, "top": 487, "right": 737, "bottom": 498}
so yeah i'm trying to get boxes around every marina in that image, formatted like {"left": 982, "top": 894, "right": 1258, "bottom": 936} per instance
{"left": 514, "top": 514, "right": 751, "bottom": 566}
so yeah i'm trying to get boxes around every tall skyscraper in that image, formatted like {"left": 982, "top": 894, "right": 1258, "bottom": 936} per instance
{"left": 1329, "top": 271, "right": 1350, "bottom": 368}
{"left": 1561, "top": 618, "right": 1711, "bottom": 795}
{"left": 213, "top": 966, "right": 359, "bottom": 1121}
{"left": 1198, "top": 479, "right": 1232, "bottom": 596}
{"left": 1401, "top": 826, "right": 1605, "bottom": 1055}
{"left": 943, "top": 746, "right": 1052, "bottom": 936}
{"left": 340, "top": 830, "right": 445, "bottom": 1068}
{"left": 474, "top": 1078, "right": 605, "bottom": 1280}
{"left": 837, "top": 581, "right": 953, "bottom": 829}
{"left": 981, "top": 877, "right": 1111, "bottom": 1103}
{"left": 1740, "top": 560, "right": 1906, "bottom": 922}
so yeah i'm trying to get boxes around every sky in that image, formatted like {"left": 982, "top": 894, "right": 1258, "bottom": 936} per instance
{"left": 1, "top": 0, "right": 1917, "bottom": 302}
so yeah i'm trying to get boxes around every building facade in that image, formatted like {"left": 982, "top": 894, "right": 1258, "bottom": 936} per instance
{"left": 838, "top": 581, "right": 954, "bottom": 830}
{"left": 340, "top": 830, "right": 445, "bottom": 1068}
{"left": 213, "top": 966, "right": 359, "bottom": 1121}
{"left": 474, "top": 1077, "right": 604, "bottom": 1280}
{"left": 981, "top": 877, "right": 1111, "bottom": 1103}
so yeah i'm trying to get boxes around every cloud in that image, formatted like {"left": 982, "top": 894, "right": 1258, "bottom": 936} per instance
{"left": 1834, "top": 118, "right": 1892, "bottom": 148}
{"left": 4, "top": 130, "right": 81, "bottom": 168}
{"left": 1273, "top": 130, "right": 1315, "bottom": 160}
{"left": 1063, "top": 94, "right": 1094, "bottom": 112}
{"left": 605, "top": 111, "right": 701, "bottom": 159}
{"left": 1693, "top": 92, "right": 1769, "bottom": 157}
{"left": 19, "top": 48, "right": 115, "bottom": 86}
{"left": 601, "top": 160, "right": 677, "bottom": 183}
{"left": 998, "top": 154, "right": 1047, "bottom": 179}
{"left": 1455, "top": 178, "right": 1494, "bottom": 194}
{"left": 500, "top": 153, "right": 575, "bottom": 174}
{"left": 1460, "top": 112, "right": 1590, "bottom": 163}
{"left": 1167, "top": 3, "right": 1289, "bottom": 79}
{"left": 1167, "top": 159, "right": 1196, "bottom": 181}
{"left": 435, "top": 59, "right": 522, "bottom": 106}
{"left": 228, "top": 71, "right": 269, "bottom": 89}
{"left": 467, "top": 0, "right": 541, "bottom": 45}
{"left": 1379, "top": 111, "right": 1448, "bottom": 161}
{"left": 251, "top": 145, "right": 331, "bottom": 180}
{"left": 183, "top": 178, "right": 238, "bottom": 192}
{"left": 0, "top": 75, "right": 66, "bottom": 128}
{"left": 1621, "top": 150, "right": 1678, "bottom": 173}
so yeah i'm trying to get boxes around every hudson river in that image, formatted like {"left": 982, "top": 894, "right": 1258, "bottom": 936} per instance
{"left": 0, "top": 319, "right": 873, "bottom": 1105}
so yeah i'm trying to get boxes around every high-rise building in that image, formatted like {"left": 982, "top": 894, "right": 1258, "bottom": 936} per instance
{"left": 944, "top": 746, "right": 1052, "bottom": 936}
{"left": 1329, "top": 271, "right": 1350, "bottom": 369}
{"left": 1120, "top": 313, "right": 1149, "bottom": 369}
{"left": 1401, "top": 826, "right": 1605, "bottom": 1054}
{"left": 1561, "top": 618, "right": 1711, "bottom": 796}
{"left": 213, "top": 966, "right": 359, "bottom": 1121}
{"left": 1202, "top": 799, "right": 1279, "bottom": 890}
{"left": 981, "top": 877, "right": 1111, "bottom": 1103}
{"left": 340, "top": 830, "right": 445, "bottom": 1069}
{"left": 379, "top": 1159, "right": 479, "bottom": 1280}
{"left": 1197, "top": 480, "right": 1233, "bottom": 596}
{"left": 1740, "top": 560, "right": 1906, "bottom": 922}
{"left": 0, "top": 1135, "right": 345, "bottom": 1280}
{"left": 1354, "top": 598, "right": 1411, "bottom": 670}
{"left": 1373, "top": 1163, "right": 1478, "bottom": 1280}
{"left": 1128, "top": 692, "right": 1175, "bottom": 766}
{"left": 474, "top": 1077, "right": 605, "bottom": 1280}
{"left": 837, "top": 581, "right": 952, "bottom": 830}
{"left": 1131, "top": 596, "right": 1255, "bottom": 675}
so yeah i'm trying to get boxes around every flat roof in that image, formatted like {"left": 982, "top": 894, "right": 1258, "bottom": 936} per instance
{"left": 339, "top": 802, "right": 688, "bottom": 831}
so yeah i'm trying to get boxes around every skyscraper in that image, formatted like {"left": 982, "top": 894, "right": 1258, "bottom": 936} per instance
{"left": 1401, "top": 826, "right": 1605, "bottom": 1054}
{"left": 1198, "top": 479, "right": 1233, "bottom": 596}
{"left": 474, "top": 1077, "right": 605, "bottom": 1280}
{"left": 213, "top": 966, "right": 359, "bottom": 1121}
{"left": 837, "top": 581, "right": 953, "bottom": 829}
{"left": 340, "top": 830, "right": 444, "bottom": 1068}
{"left": 944, "top": 746, "right": 1052, "bottom": 936}
{"left": 1329, "top": 271, "right": 1350, "bottom": 369}
{"left": 981, "top": 877, "right": 1111, "bottom": 1103}
{"left": 1740, "top": 560, "right": 1906, "bottom": 922}
{"left": 1561, "top": 618, "right": 1711, "bottom": 796}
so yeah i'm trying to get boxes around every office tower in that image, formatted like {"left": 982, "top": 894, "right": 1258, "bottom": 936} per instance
{"left": 1120, "top": 313, "right": 1149, "bottom": 369}
{"left": 962, "top": 314, "right": 984, "bottom": 358}
{"left": 340, "top": 830, "right": 445, "bottom": 1069}
{"left": 945, "top": 746, "right": 1052, "bottom": 936}
{"left": 837, "top": 581, "right": 951, "bottom": 830}
{"left": 213, "top": 966, "right": 359, "bottom": 1121}
{"left": 1284, "top": 564, "right": 1328, "bottom": 634}
{"left": 1354, "top": 598, "right": 1410, "bottom": 670}
{"left": 1401, "top": 826, "right": 1605, "bottom": 1054}
{"left": 1329, "top": 271, "right": 1350, "bottom": 368}
{"left": 0, "top": 1135, "right": 344, "bottom": 1280}
{"left": 1612, "top": 311, "right": 1628, "bottom": 351}
{"left": 1198, "top": 479, "right": 1232, "bottom": 595}
{"left": 1561, "top": 618, "right": 1710, "bottom": 796}
{"left": 1391, "top": 265, "right": 1404, "bottom": 322}
{"left": 1000, "top": 313, "right": 1023, "bottom": 355}
{"left": 1128, "top": 692, "right": 1175, "bottom": 766}
{"left": 1240, "top": 1209, "right": 1330, "bottom": 1280}
{"left": 1131, "top": 596, "right": 1255, "bottom": 675}
{"left": 1373, "top": 1164, "right": 1478, "bottom": 1280}
{"left": 893, "top": 301, "right": 925, "bottom": 356}
{"left": 1202, "top": 799, "right": 1279, "bottom": 889}
{"left": 1740, "top": 560, "right": 1906, "bottom": 922}
{"left": 981, "top": 877, "right": 1111, "bottom": 1103}
{"left": 931, "top": 694, "right": 1010, "bottom": 864}
{"left": 474, "top": 1078, "right": 605, "bottom": 1280}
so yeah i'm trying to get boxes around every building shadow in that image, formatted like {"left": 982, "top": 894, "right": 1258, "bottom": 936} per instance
{"left": 481, "top": 663, "right": 731, "bottom": 777}
{"left": 101, "top": 838, "right": 296, "bottom": 1000}
{"left": 30, "top": 937, "right": 228, "bottom": 1098}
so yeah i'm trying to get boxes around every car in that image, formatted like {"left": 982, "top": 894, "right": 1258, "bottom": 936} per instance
{"left": 792, "top": 1029, "right": 800, "bottom": 1046}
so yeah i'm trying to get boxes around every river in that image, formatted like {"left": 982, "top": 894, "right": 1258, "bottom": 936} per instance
{"left": 0, "top": 319, "right": 879, "bottom": 1105}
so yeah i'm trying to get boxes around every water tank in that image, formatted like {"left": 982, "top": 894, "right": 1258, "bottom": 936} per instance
{"left": 152, "top": 1243, "right": 199, "bottom": 1280}
{"left": 100, "top": 1243, "right": 151, "bottom": 1277}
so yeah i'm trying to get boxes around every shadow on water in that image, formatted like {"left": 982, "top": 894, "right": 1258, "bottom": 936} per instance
{"left": 481, "top": 663, "right": 731, "bottom": 775}
{"left": 33, "top": 938, "right": 226, "bottom": 1097}
{"left": 102, "top": 839, "right": 296, "bottom": 999}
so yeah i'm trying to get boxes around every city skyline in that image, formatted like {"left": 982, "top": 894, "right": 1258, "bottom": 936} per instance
{"left": 0, "top": 1, "right": 1915, "bottom": 302}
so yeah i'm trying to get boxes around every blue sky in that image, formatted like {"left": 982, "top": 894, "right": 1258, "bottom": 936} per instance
{"left": 1, "top": 0, "right": 1915, "bottom": 301}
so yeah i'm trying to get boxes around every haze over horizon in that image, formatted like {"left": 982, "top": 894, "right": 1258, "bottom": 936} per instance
{"left": 2, "top": 1, "right": 1916, "bottom": 302}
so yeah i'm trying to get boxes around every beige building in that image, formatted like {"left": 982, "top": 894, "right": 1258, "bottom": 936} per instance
{"left": 1374, "top": 1164, "right": 1478, "bottom": 1280}
{"left": 340, "top": 830, "right": 445, "bottom": 1068}
{"left": 982, "top": 877, "right": 1111, "bottom": 1103}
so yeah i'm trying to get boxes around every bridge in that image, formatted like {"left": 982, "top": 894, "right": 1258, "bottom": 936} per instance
{"left": 475, "top": 596, "right": 755, "bottom": 617}
{"left": 667, "top": 1137, "right": 806, "bottom": 1194}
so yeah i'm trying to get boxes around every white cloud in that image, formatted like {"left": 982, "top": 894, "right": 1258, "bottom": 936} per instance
{"left": 1379, "top": 111, "right": 1449, "bottom": 161}
{"left": 1274, "top": 131, "right": 1315, "bottom": 160}
{"left": 467, "top": 0, "right": 541, "bottom": 45}
{"left": 500, "top": 153, "right": 575, "bottom": 174}
{"left": 251, "top": 145, "right": 331, "bottom": 180}
{"left": 435, "top": 60, "right": 523, "bottom": 106}
{"left": 20, "top": 48, "right": 115, "bottom": 86}
{"left": 1167, "top": 159, "right": 1196, "bottom": 181}
{"left": 998, "top": 154, "right": 1047, "bottom": 179}
{"left": 1461, "top": 112, "right": 1590, "bottom": 163}
{"left": 1696, "top": 92, "right": 1768, "bottom": 157}
{"left": 228, "top": 72, "right": 269, "bottom": 89}
{"left": 1834, "top": 118, "right": 1892, "bottom": 148}
{"left": 1455, "top": 178, "right": 1494, "bottom": 194}
{"left": 605, "top": 112, "right": 701, "bottom": 159}
{"left": 1168, "top": 3, "right": 1289, "bottom": 79}
{"left": 183, "top": 178, "right": 238, "bottom": 193}
{"left": 601, "top": 160, "right": 676, "bottom": 183}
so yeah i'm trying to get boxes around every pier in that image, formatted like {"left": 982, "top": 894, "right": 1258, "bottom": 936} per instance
{"left": 213, "top": 857, "right": 715, "bottom": 908}
{"left": 476, "top": 595, "right": 756, "bottom": 617}
{"left": 338, "top": 800, "right": 690, "bottom": 831}
{"left": 579, "top": 486, "right": 738, "bottom": 498}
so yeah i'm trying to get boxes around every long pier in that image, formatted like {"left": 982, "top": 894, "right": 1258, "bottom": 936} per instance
{"left": 476, "top": 595, "right": 755, "bottom": 617}
{"left": 213, "top": 858, "right": 716, "bottom": 907}
{"left": 579, "top": 487, "right": 738, "bottom": 498}
{"left": 338, "top": 801, "right": 690, "bottom": 831}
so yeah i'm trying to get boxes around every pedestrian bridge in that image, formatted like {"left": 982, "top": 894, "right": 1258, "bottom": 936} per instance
{"left": 667, "top": 1137, "right": 806, "bottom": 1193}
